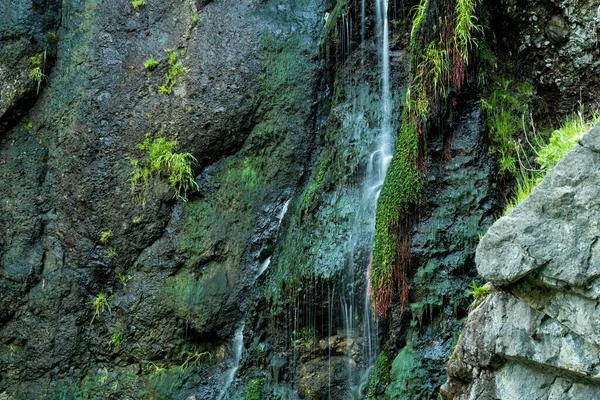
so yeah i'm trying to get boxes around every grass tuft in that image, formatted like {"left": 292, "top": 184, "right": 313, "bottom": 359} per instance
{"left": 130, "top": 134, "right": 198, "bottom": 205}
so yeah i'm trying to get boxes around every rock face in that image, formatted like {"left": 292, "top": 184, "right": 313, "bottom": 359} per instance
{"left": 442, "top": 124, "right": 600, "bottom": 399}
{"left": 0, "top": 0, "right": 325, "bottom": 397}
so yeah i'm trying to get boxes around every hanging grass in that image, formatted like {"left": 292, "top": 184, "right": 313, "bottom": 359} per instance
{"left": 370, "top": 0, "right": 482, "bottom": 317}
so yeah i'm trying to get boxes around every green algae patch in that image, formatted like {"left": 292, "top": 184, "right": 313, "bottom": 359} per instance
{"left": 385, "top": 342, "right": 430, "bottom": 399}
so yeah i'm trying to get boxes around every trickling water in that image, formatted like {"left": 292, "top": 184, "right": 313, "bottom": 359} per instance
{"left": 257, "top": 256, "right": 272, "bottom": 278}
{"left": 277, "top": 199, "right": 291, "bottom": 225}
{"left": 218, "top": 322, "right": 245, "bottom": 400}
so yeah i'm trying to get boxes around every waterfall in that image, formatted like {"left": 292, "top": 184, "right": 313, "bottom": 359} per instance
{"left": 217, "top": 322, "right": 245, "bottom": 400}
{"left": 334, "top": 0, "right": 393, "bottom": 395}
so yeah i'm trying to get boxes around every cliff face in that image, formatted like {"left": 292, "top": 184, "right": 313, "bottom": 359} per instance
{"left": 442, "top": 124, "right": 600, "bottom": 399}
{"left": 1, "top": 0, "right": 325, "bottom": 397}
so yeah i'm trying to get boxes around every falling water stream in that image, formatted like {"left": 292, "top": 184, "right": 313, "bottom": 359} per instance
{"left": 342, "top": 0, "right": 394, "bottom": 394}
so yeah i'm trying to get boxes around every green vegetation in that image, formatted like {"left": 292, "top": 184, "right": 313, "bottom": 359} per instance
{"left": 23, "top": 120, "right": 33, "bottom": 131}
{"left": 481, "top": 78, "right": 534, "bottom": 175}
{"left": 180, "top": 350, "right": 210, "bottom": 370}
{"left": 372, "top": 0, "right": 482, "bottom": 316}
{"left": 301, "top": 156, "right": 329, "bottom": 217}
{"left": 99, "top": 230, "right": 113, "bottom": 245}
{"left": 454, "top": 0, "right": 482, "bottom": 63}
{"left": 467, "top": 281, "right": 489, "bottom": 300}
{"left": 131, "top": 0, "right": 145, "bottom": 9}
{"left": 144, "top": 58, "right": 160, "bottom": 71}
{"left": 90, "top": 292, "right": 111, "bottom": 324}
{"left": 367, "top": 351, "right": 391, "bottom": 399}
{"left": 46, "top": 31, "right": 57, "bottom": 45}
{"left": 119, "top": 273, "right": 132, "bottom": 287}
{"left": 29, "top": 52, "right": 45, "bottom": 94}
{"left": 291, "top": 327, "right": 317, "bottom": 349}
{"left": 158, "top": 50, "right": 185, "bottom": 94}
{"left": 385, "top": 342, "right": 428, "bottom": 399}
{"left": 244, "top": 378, "right": 265, "bottom": 400}
{"left": 192, "top": 13, "right": 199, "bottom": 24}
{"left": 110, "top": 332, "right": 123, "bottom": 349}
{"left": 504, "top": 111, "right": 599, "bottom": 213}
{"left": 130, "top": 134, "right": 198, "bottom": 204}
{"left": 104, "top": 246, "right": 118, "bottom": 259}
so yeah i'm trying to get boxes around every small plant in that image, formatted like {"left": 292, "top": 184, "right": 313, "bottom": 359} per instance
{"left": 192, "top": 13, "right": 199, "bottom": 24}
{"left": 132, "top": 216, "right": 142, "bottom": 224}
{"left": 99, "top": 230, "right": 113, "bottom": 245}
{"left": 8, "top": 343, "right": 18, "bottom": 356}
{"left": 23, "top": 120, "right": 34, "bottom": 131}
{"left": 130, "top": 134, "right": 198, "bottom": 204}
{"left": 144, "top": 58, "right": 160, "bottom": 71}
{"left": 110, "top": 332, "right": 123, "bottom": 349}
{"left": 29, "top": 52, "right": 46, "bottom": 94}
{"left": 244, "top": 378, "right": 265, "bottom": 400}
{"left": 131, "top": 0, "right": 145, "bottom": 9}
{"left": 46, "top": 31, "right": 57, "bottom": 45}
{"left": 158, "top": 49, "right": 186, "bottom": 95}
{"left": 119, "top": 273, "right": 132, "bottom": 287}
{"left": 180, "top": 350, "right": 210, "bottom": 370}
{"left": 90, "top": 292, "right": 111, "bottom": 324}
{"left": 448, "top": 333, "right": 463, "bottom": 360}
{"left": 104, "top": 246, "right": 118, "bottom": 259}
{"left": 146, "top": 362, "right": 166, "bottom": 374}
{"left": 467, "top": 281, "right": 489, "bottom": 300}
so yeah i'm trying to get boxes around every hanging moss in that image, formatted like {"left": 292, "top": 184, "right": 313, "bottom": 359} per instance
{"left": 371, "top": 105, "right": 421, "bottom": 316}
{"left": 370, "top": 0, "right": 482, "bottom": 317}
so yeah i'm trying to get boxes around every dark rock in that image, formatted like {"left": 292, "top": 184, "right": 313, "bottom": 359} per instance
{"left": 546, "top": 15, "right": 570, "bottom": 45}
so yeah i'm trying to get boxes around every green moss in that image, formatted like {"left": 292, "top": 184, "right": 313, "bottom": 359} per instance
{"left": 163, "top": 271, "right": 205, "bottom": 322}
{"left": 144, "top": 58, "right": 160, "bottom": 71}
{"left": 367, "top": 351, "right": 391, "bottom": 399}
{"left": 371, "top": 0, "right": 482, "bottom": 316}
{"left": 46, "top": 31, "right": 58, "bottom": 46}
{"left": 321, "top": 0, "right": 348, "bottom": 50}
{"left": 301, "top": 155, "right": 330, "bottom": 216}
{"left": 131, "top": 0, "right": 145, "bottom": 9}
{"left": 99, "top": 230, "right": 113, "bottom": 245}
{"left": 385, "top": 342, "right": 429, "bottom": 399}
{"left": 158, "top": 50, "right": 186, "bottom": 94}
{"left": 110, "top": 332, "right": 123, "bottom": 349}
{"left": 244, "top": 378, "right": 265, "bottom": 400}
{"left": 372, "top": 105, "right": 422, "bottom": 316}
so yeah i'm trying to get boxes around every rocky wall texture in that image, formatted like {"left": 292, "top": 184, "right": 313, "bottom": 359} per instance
{"left": 0, "top": 0, "right": 326, "bottom": 397}
{"left": 442, "top": 124, "right": 600, "bottom": 399}
{"left": 496, "top": 0, "right": 600, "bottom": 114}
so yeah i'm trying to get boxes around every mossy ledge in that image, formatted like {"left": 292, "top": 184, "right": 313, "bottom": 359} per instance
{"left": 371, "top": 0, "right": 482, "bottom": 316}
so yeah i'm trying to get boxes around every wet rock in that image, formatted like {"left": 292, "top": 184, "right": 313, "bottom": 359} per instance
{"left": 443, "top": 123, "right": 600, "bottom": 399}
{"left": 297, "top": 356, "right": 353, "bottom": 400}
